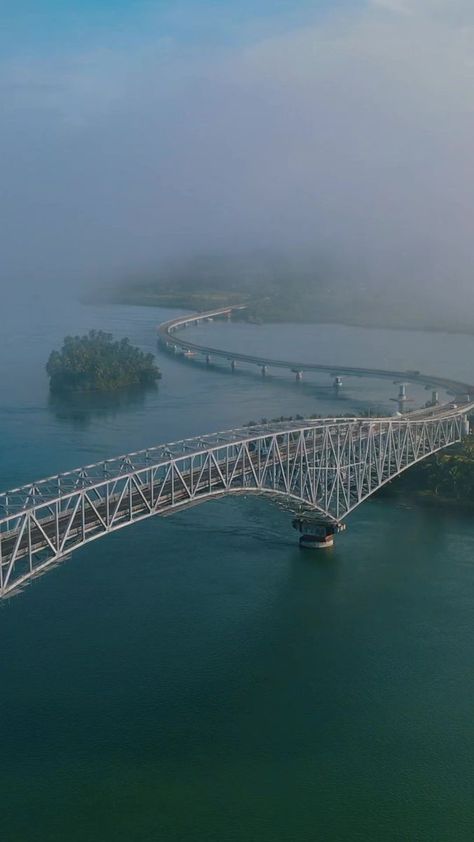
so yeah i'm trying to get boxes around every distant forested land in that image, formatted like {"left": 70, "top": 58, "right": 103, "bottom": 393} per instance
{"left": 97, "top": 253, "right": 370, "bottom": 324}
{"left": 46, "top": 330, "right": 161, "bottom": 393}
{"left": 381, "top": 431, "right": 474, "bottom": 508}
{"left": 89, "top": 252, "right": 473, "bottom": 332}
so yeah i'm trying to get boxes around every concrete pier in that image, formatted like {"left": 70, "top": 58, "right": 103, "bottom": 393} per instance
{"left": 157, "top": 308, "right": 474, "bottom": 413}
{"left": 390, "top": 382, "right": 413, "bottom": 413}
{"left": 299, "top": 527, "right": 335, "bottom": 549}
{"left": 292, "top": 517, "right": 346, "bottom": 549}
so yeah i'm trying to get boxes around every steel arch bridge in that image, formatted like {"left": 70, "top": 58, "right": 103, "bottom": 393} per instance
{"left": 0, "top": 408, "right": 471, "bottom": 598}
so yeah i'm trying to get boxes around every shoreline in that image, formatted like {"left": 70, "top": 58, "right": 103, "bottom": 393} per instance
{"left": 91, "top": 292, "right": 474, "bottom": 340}
{"left": 379, "top": 486, "right": 474, "bottom": 513}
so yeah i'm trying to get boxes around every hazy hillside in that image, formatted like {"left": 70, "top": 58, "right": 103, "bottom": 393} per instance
{"left": 96, "top": 252, "right": 474, "bottom": 334}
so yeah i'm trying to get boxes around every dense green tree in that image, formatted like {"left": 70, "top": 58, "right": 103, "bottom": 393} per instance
{"left": 389, "top": 430, "right": 474, "bottom": 503}
{"left": 46, "top": 330, "right": 161, "bottom": 393}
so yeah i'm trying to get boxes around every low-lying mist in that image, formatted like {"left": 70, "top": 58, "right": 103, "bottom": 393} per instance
{"left": 2, "top": 1, "right": 474, "bottom": 328}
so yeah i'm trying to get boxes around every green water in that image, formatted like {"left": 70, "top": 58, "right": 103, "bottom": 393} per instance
{"left": 1, "top": 291, "right": 474, "bottom": 841}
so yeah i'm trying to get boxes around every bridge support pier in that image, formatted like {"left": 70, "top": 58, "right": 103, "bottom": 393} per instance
{"left": 391, "top": 382, "right": 413, "bottom": 413}
{"left": 292, "top": 517, "right": 346, "bottom": 549}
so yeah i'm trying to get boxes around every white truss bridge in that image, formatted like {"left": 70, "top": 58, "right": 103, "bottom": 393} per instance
{"left": 0, "top": 404, "right": 472, "bottom": 598}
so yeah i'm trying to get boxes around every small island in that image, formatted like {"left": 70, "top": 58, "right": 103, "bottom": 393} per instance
{"left": 46, "top": 330, "right": 161, "bottom": 393}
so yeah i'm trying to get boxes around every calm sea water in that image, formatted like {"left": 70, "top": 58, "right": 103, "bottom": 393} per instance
{"left": 1, "top": 288, "right": 474, "bottom": 841}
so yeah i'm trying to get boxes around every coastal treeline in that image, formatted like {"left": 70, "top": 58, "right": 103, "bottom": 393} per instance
{"left": 393, "top": 435, "right": 474, "bottom": 504}
{"left": 92, "top": 251, "right": 472, "bottom": 332}
{"left": 46, "top": 330, "right": 161, "bottom": 392}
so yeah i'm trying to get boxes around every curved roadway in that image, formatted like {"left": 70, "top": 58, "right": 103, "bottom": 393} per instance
{"left": 157, "top": 306, "right": 474, "bottom": 415}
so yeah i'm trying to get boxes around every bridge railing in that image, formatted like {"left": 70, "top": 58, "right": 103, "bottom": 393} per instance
{"left": 158, "top": 307, "right": 474, "bottom": 399}
{"left": 0, "top": 412, "right": 470, "bottom": 597}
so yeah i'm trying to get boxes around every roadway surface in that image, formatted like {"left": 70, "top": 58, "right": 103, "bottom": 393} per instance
{"left": 158, "top": 306, "right": 474, "bottom": 401}
{"left": 0, "top": 413, "right": 465, "bottom": 570}
{"left": 1, "top": 423, "right": 349, "bottom": 566}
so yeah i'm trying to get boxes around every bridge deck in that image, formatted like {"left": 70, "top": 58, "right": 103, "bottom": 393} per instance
{"left": 1, "top": 306, "right": 473, "bottom": 598}
{"left": 0, "top": 411, "right": 471, "bottom": 598}
{"left": 158, "top": 307, "right": 474, "bottom": 397}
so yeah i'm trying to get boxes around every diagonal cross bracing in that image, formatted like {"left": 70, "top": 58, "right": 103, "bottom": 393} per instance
{"left": 0, "top": 409, "right": 471, "bottom": 598}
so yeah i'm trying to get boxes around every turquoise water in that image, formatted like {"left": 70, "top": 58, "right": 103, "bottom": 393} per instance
{"left": 1, "top": 290, "right": 474, "bottom": 841}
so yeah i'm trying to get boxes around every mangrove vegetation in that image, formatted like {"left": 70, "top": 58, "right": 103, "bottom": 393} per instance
{"left": 387, "top": 434, "right": 474, "bottom": 506}
{"left": 46, "top": 330, "right": 161, "bottom": 393}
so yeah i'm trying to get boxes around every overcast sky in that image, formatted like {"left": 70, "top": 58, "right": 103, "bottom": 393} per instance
{"left": 2, "top": 0, "right": 474, "bottom": 313}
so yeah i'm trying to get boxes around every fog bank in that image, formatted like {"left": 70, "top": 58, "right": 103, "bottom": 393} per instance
{"left": 2, "top": 1, "right": 474, "bottom": 322}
